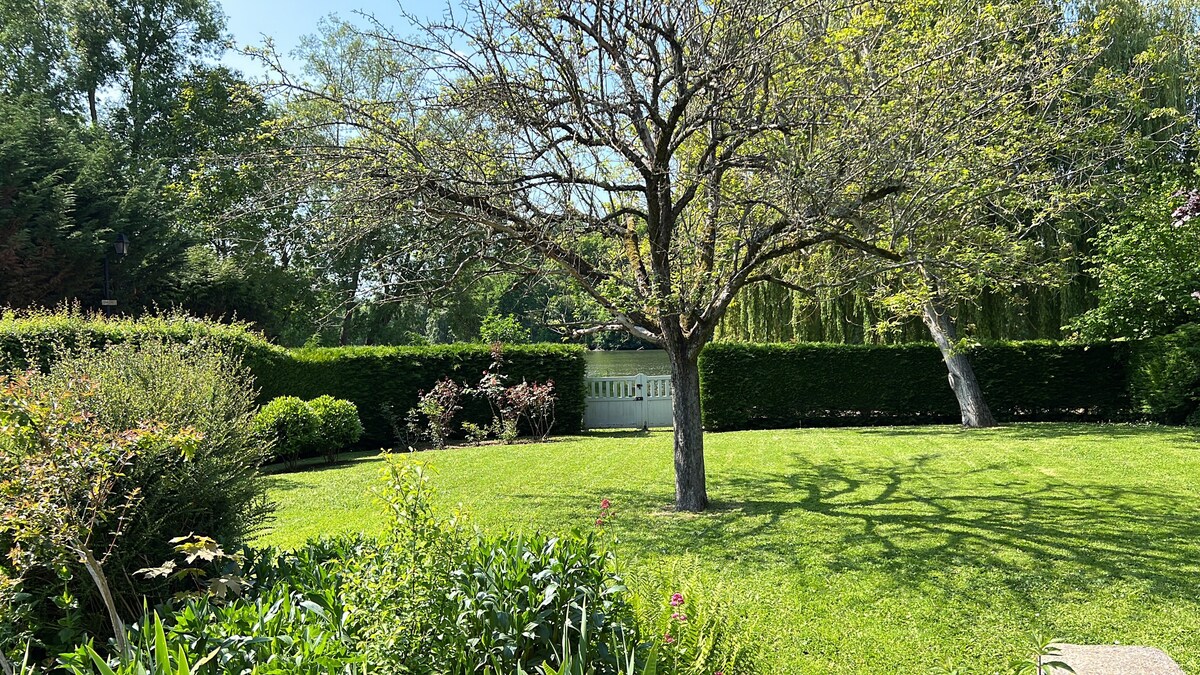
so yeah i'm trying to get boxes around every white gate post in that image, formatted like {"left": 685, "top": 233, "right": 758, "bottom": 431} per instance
{"left": 635, "top": 373, "right": 648, "bottom": 429}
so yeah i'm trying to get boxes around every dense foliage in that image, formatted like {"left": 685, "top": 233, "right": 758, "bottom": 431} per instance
{"left": 307, "top": 396, "right": 363, "bottom": 463}
{"left": 699, "top": 341, "right": 1134, "bottom": 430}
{"left": 252, "top": 397, "right": 320, "bottom": 468}
{"left": 0, "top": 308, "right": 282, "bottom": 373}
{"left": 1128, "top": 323, "right": 1200, "bottom": 423}
{"left": 5, "top": 460, "right": 751, "bottom": 674}
{"left": 0, "top": 338, "right": 272, "bottom": 662}
{"left": 253, "top": 395, "right": 364, "bottom": 466}
{"left": 39, "top": 340, "right": 272, "bottom": 568}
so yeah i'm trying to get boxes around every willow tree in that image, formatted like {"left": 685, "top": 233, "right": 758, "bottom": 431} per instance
{"left": 270, "top": 0, "right": 1151, "bottom": 509}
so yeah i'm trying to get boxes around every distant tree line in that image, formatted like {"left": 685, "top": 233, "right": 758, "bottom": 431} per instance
{"left": 2, "top": 0, "right": 1198, "bottom": 354}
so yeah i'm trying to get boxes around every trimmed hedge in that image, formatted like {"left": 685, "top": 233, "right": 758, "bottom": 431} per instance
{"left": 256, "top": 344, "right": 586, "bottom": 444}
{"left": 0, "top": 309, "right": 285, "bottom": 372}
{"left": 699, "top": 341, "right": 1133, "bottom": 430}
{"left": 1129, "top": 323, "right": 1200, "bottom": 423}
{"left": 1, "top": 310, "right": 587, "bottom": 445}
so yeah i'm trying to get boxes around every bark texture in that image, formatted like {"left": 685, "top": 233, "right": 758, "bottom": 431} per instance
{"left": 922, "top": 300, "right": 997, "bottom": 428}
{"left": 667, "top": 345, "right": 708, "bottom": 512}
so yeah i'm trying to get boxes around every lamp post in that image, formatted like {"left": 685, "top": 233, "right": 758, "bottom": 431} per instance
{"left": 102, "top": 233, "right": 130, "bottom": 316}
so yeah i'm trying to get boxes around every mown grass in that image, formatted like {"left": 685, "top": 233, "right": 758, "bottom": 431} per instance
{"left": 258, "top": 424, "right": 1200, "bottom": 674}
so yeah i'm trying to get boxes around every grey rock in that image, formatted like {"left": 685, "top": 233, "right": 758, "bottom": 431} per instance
{"left": 1049, "top": 644, "right": 1184, "bottom": 675}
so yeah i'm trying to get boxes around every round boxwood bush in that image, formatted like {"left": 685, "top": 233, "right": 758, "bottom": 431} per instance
{"left": 254, "top": 396, "right": 320, "bottom": 468}
{"left": 309, "top": 395, "right": 363, "bottom": 462}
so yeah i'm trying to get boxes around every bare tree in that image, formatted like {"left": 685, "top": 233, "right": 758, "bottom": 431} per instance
{"left": 264, "top": 0, "right": 1155, "bottom": 509}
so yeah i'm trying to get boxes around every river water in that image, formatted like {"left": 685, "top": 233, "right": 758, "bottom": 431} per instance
{"left": 583, "top": 350, "right": 671, "bottom": 376}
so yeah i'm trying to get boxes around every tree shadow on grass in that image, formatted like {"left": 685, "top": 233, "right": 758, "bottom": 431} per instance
{"left": 849, "top": 422, "right": 1197, "bottom": 442}
{"left": 597, "top": 452, "right": 1200, "bottom": 606}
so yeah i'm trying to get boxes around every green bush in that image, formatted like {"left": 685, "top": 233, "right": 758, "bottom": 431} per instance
{"left": 258, "top": 344, "right": 586, "bottom": 445}
{"left": 40, "top": 340, "right": 272, "bottom": 561}
{"left": 699, "top": 341, "right": 1132, "bottom": 430}
{"left": 2, "top": 338, "right": 271, "bottom": 663}
{"left": 308, "top": 395, "right": 364, "bottom": 462}
{"left": 253, "top": 397, "right": 320, "bottom": 468}
{"left": 1129, "top": 323, "right": 1200, "bottom": 423}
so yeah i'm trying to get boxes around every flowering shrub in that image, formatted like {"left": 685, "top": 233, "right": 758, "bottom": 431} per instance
{"left": 463, "top": 344, "right": 559, "bottom": 444}
{"left": 406, "top": 378, "right": 464, "bottom": 448}
{"left": 507, "top": 379, "right": 557, "bottom": 440}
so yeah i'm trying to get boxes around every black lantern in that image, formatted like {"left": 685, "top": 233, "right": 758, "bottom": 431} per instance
{"left": 102, "top": 233, "right": 130, "bottom": 315}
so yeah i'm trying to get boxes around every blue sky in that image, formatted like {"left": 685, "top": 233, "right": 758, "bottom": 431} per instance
{"left": 220, "top": 0, "right": 445, "bottom": 77}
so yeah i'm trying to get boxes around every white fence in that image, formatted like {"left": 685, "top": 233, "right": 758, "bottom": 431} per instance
{"left": 584, "top": 373, "right": 673, "bottom": 429}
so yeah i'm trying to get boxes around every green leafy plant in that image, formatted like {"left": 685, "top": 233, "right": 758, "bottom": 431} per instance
{"left": 308, "top": 395, "right": 363, "bottom": 463}
{"left": 628, "top": 561, "right": 758, "bottom": 675}
{"left": 1129, "top": 323, "right": 1200, "bottom": 423}
{"left": 480, "top": 314, "right": 532, "bottom": 344}
{"left": 253, "top": 396, "right": 319, "bottom": 468}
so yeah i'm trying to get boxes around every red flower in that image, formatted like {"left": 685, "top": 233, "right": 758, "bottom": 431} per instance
{"left": 663, "top": 633, "right": 675, "bottom": 645}
{"left": 600, "top": 498, "right": 612, "bottom": 510}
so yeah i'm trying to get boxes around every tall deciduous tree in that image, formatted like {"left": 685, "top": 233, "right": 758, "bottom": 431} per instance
{"left": 271, "top": 0, "right": 1153, "bottom": 510}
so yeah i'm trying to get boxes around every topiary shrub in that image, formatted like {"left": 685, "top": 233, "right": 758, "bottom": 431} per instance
{"left": 309, "top": 395, "right": 363, "bottom": 463}
{"left": 253, "top": 396, "right": 320, "bottom": 468}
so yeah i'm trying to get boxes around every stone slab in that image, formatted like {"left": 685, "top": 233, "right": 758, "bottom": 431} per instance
{"left": 1049, "top": 644, "right": 1184, "bottom": 675}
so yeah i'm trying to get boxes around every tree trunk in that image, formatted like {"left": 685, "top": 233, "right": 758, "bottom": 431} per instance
{"left": 922, "top": 300, "right": 996, "bottom": 428}
{"left": 80, "top": 548, "right": 130, "bottom": 659}
{"left": 87, "top": 87, "right": 99, "bottom": 125}
{"left": 666, "top": 344, "right": 708, "bottom": 512}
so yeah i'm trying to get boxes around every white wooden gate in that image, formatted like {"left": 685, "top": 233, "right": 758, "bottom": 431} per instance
{"left": 584, "top": 373, "right": 673, "bottom": 429}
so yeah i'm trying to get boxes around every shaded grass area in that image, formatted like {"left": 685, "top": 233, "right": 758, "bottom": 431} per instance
{"left": 258, "top": 424, "right": 1200, "bottom": 674}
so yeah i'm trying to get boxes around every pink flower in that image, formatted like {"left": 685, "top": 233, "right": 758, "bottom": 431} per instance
{"left": 669, "top": 592, "right": 684, "bottom": 607}
{"left": 663, "top": 633, "right": 675, "bottom": 645}
{"left": 671, "top": 611, "right": 688, "bottom": 622}
{"left": 595, "top": 518, "right": 604, "bottom": 526}
{"left": 714, "top": 671, "right": 724, "bottom": 675}
{"left": 600, "top": 498, "right": 612, "bottom": 510}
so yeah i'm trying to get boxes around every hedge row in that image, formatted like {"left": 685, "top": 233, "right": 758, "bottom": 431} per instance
{"left": 1128, "top": 323, "right": 1200, "bottom": 423}
{"left": 0, "top": 309, "right": 282, "bottom": 371}
{"left": 0, "top": 310, "right": 586, "bottom": 444}
{"left": 256, "top": 344, "right": 586, "bottom": 444}
{"left": 698, "top": 341, "right": 1136, "bottom": 430}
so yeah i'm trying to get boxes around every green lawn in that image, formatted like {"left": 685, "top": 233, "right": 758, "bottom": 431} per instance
{"left": 258, "top": 425, "right": 1200, "bottom": 674}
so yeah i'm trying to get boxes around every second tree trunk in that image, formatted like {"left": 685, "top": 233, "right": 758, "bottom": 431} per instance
{"left": 922, "top": 300, "right": 996, "bottom": 428}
